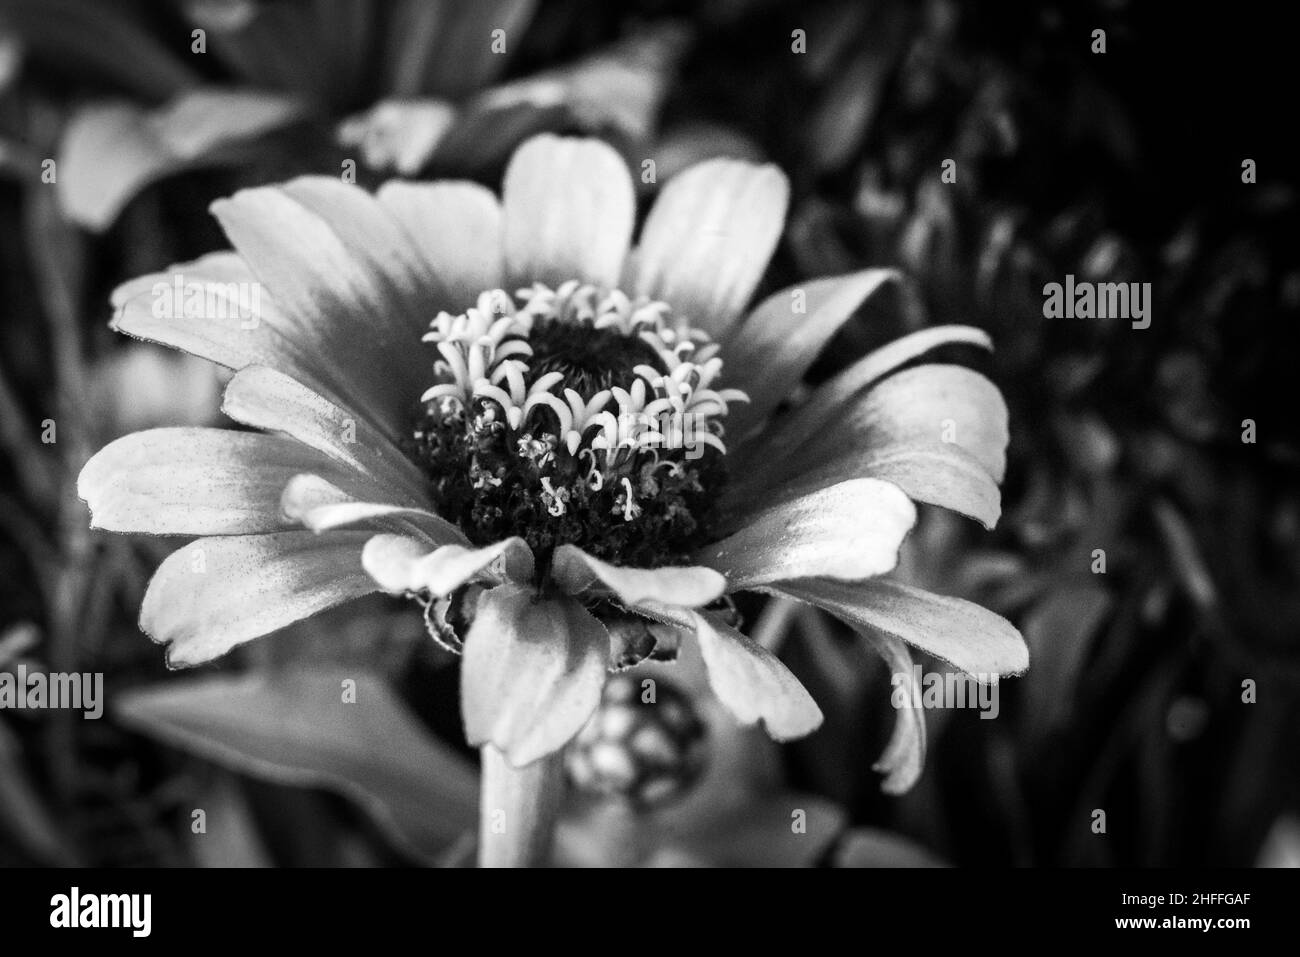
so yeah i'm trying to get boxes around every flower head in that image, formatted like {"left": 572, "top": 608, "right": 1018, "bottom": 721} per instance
{"left": 81, "top": 134, "right": 1027, "bottom": 786}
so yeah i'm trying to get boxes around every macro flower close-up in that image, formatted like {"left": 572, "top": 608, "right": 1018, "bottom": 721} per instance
{"left": 77, "top": 131, "right": 1024, "bottom": 865}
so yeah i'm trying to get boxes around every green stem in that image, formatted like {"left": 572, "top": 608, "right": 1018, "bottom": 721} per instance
{"left": 477, "top": 745, "right": 565, "bottom": 867}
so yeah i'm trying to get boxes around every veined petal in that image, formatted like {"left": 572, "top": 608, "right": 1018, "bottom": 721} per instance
{"left": 736, "top": 325, "right": 995, "bottom": 461}
{"left": 141, "top": 531, "right": 375, "bottom": 668}
{"left": 377, "top": 181, "right": 503, "bottom": 308}
{"left": 222, "top": 365, "right": 429, "bottom": 507}
{"left": 502, "top": 134, "right": 634, "bottom": 289}
{"left": 703, "top": 478, "right": 916, "bottom": 587}
{"left": 111, "top": 252, "right": 357, "bottom": 419}
{"left": 551, "top": 544, "right": 725, "bottom": 608}
{"left": 771, "top": 578, "right": 1028, "bottom": 677}
{"left": 361, "top": 534, "right": 532, "bottom": 596}
{"left": 280, "top": 474, "right": 466, "bottom": 545}
{"left": 722, "top": 269, "right": 899, "bottom": 440}
{"left": 674, "top": 607, "right": 823, "bottom": 741}
{"left": 861, "top": 631, "right": 926, "bottom": 795}
{"left": 631, "top": 158, "right": 789, "bottom": 338}
{"left": 461, "top": 584, "right": 608, "bottom": 766}
{"left": 211, "top": 179, "right": 437, "bottom": 435}
{"left": 79, "top": 428, "right": 367, "bottom": 536}
{"left": 730, "top": 364, "right": 1009, "bottom": 529}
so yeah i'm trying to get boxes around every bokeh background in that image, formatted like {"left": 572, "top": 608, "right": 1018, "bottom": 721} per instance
{"left": 0, "top": 0, "right": 1296, "bottom": 867}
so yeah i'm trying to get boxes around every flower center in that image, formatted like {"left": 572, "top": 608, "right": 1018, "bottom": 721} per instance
{"left": 405, "top": 281, "right": 747, "bottom": 571}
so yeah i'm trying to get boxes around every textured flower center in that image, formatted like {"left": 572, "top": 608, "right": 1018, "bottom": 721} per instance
{"left": 406, "top": 281, "right": 747, "bottom": 570}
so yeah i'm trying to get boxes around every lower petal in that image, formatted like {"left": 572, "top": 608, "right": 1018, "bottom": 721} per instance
{"left": 141, "top": 531, "right": 375, "bottom": 668}
{"left": 461, "top": 585, "right": 609, "bottom": 766}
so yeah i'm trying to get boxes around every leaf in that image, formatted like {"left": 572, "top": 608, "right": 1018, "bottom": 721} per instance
{"left": 115, "top": 668, "right": 478, "bottom": 864}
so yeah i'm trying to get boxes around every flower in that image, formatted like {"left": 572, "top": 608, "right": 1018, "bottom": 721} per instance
{"left": 79, "top": 133, "right": 1027, "bottom": 786}
{"left": 3, "top": 0, "right": 685, "bottom": 229}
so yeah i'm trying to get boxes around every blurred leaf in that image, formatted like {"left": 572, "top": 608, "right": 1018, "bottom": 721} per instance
{"left": 115, "top": 668, "right": 478, "bottom": 865}
{"left": 188, "top": 771, "right": 274, "bottom": 868}
{"left": 0, "top": 721, "right": 78, "bottom": 864}
{"left": 57, "top": 89, "right": 309, "bottom": 230}
{"left": 1022, "top": 582, "right": 1114, "bottom": 735}
{"left": 1256, "top": 815, "right": 1300, "bottom": 868}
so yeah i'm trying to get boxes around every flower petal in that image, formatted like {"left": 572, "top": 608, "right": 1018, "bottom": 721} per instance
{"left": 211, "top": 179, "right": 437, "bottom": 434}
{"left": 222, "top": 365, "right": 429, "bottom": 507}
{"left": 721, "top": 269, "right": 898, "bottom": 440}
{"left": 57, "top": 91, "right": 306, "bottom": 230}
{"left": 771, "top": 577, "right": 1028, "bottom": 677}
{"left": 703, "top": 478, "right": 916, "bottom": 588}
{"left": 377, "top": 180, "right": 503, "bottom": 308}
{"left": 687, "top": 608, "right": 823, "bottom": 741}
{"left": 110, "top": 252, "right": 377, "bottom": 430}
{"left": 461, "top": 584, "right": 608, "bottom": 766}
{"left": 502, "top": 134, "right": 634, "bottom": 289}
{"left": 280, "top": 474, "right": 466, "bottom": 544}
{"left": 861, "top": 631, "right": 926, "bottom": 795}
{"left": 551, "top": 544, "right": 725, "bottom": 608}
{"left": 141, "top": 531, "right": 375, "bottom": 668}
{"left": 731, "top": 364, "right": 1009, "bottom": 529}
{"left": 737, "top": 325, "right": 995, "bottom": 461}
{"left": 631, "top": 158, "right": 789, "bottom": 338}
{"left": 360, "top": 534, "right": 532, "bottom": 596}
{"left": 79, "top": 428, "right": 367, "bottom": 536}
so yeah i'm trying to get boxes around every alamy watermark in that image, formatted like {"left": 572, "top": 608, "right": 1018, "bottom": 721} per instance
{"left": 0, "top": 665, "right": 103, "bottom": 719}
{"left": 1042, "top": 274, "right": 1151, "bottom": 329}
{"left": 151, "top": 273, "right": 262, "bottom": 328}
{"left": 891, "top": 667, "right": 1000, "bottom": 720}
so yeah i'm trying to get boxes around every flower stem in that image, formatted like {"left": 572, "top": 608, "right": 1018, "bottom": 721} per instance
{"left": 477, "top": 745, "right": 565, "bottom": 867}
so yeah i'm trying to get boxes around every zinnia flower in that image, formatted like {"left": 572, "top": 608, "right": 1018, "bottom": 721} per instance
{"left": 79, "top": 133, "right": 1026, "bottom": 862}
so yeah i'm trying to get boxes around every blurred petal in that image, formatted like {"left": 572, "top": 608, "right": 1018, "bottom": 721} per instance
{"left": 733, "top": 365, "right": 1009, "bottom": 529}
{"left": 280, "top": 474, "right": 466, "bottom": 544}
{"left": 772, "top": 578, "right": 1028, "bottom": 676}
{"left": 631, "top": 158, "right": 788, "bottom": 338}
{"left": 58, "top": 91, "right": 307, "bottom": 230}
{"left": 551, "top": 544, "right": 725, "bottom": 608}
{"left": 703, "top": 478, "right": 916, "bottom": 588}
{"left": 141, "top": 531, "right": 375, "bottom": 667}
{"left": 502, "top": 134, "right": 634, "bottom": 289}
{"left": 860, "top": 631, "right": 926, "bottom": 794}
{"left": 337, "top": 98, "right": 457, "bottom": 176}
{"left": 722, "top": 269, "right": 898, "bottom": 439}
{"left": 222, "top": 365, "right": 428, "bottom": 507}
{"left": 383, "top": 0, "right": 536, "bottom": 100}
{"left": 80, "top": 428, "right": 365, "bottom": 535}
{"left": 377, "top": 180, "right": 503, "bottom": 307}
{"left": 461, "top": 585, "right": 608, "bottom": 766}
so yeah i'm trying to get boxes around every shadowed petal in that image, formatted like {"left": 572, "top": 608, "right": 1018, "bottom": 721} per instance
{"left": 551, "top": 545, "right": 725, "bottom": 608}
{"left": 502, "top": 134, "right": 634, "bottom": 289}
{"left": 141, "top": 531, "right": 375, "bottom": 668}
{"left": 461, "top": 584, "right": 608, "bottom": 766}
{"left": 211, "top": 179, "right": 439, "bottom": 434}
{"left": 736, "top": 325, "right": 995, "bottom": 461}
{"left": 730, "top": 364, "right": 1009, "bottom": 529}
{"left": 361, "top": 534, "right": 532, "bottom": 595}
{"left": 377, "top": 181, "right": 503, "bottom": 308}
{"left": 860, "top": 631, "right": 926, "bottom": 795}
{"left": 280, "top": 474, "right": 466, "bottom": 544}
{"left": 771, "top": 577, "right": 1028, "bottom": 677}
{"left": 702, "top": 478, "right": 916, "bottom": 587}
{"left": 722, "top": 269, "right": 898, "bottom": 440}
{"left": 78, "top": 428, "right": 370, "bottom": 536}
{"left": 222, "top": 365, "right": 429, "bottom": 507}
{"left": 631, "top": 158, "right": 788, "bottom": 338}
